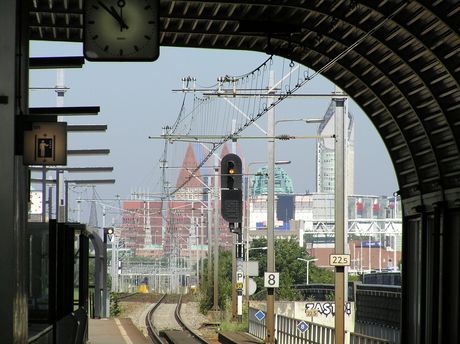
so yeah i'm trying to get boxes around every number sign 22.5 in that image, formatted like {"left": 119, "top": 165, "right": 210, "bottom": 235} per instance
{"left": 329, "top": 254, "right": 351, "bottom": 266}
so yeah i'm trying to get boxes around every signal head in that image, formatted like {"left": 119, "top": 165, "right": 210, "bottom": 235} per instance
{"left": 104, "top": 227, "right": 114, "bottom": 235}
{"left": 221, "top": 154, "right": 242, "bottom": 189}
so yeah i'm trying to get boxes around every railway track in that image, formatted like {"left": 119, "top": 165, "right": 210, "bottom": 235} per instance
{"left": 146, "top": 294, "right": 215, "bottom": 344}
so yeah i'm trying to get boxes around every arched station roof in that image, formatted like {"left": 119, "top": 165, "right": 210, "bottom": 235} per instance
{"left": 29, "top": 0, "right": 460, "bottom": 211}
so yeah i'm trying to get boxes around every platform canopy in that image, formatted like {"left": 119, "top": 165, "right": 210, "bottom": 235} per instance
{"left": 30, "top": 0, "right": 460, "bottom": 211}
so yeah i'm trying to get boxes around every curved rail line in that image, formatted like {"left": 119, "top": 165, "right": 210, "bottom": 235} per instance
{"left": 145, "top": 293, "right": 168, "bottom": 344}
{"left": 146, "top": 294, "right": 213, "bottom": 344}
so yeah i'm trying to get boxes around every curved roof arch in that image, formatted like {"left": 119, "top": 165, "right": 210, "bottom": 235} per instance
{"left": 29, "top": 0, "right": 460, "bottom": 210}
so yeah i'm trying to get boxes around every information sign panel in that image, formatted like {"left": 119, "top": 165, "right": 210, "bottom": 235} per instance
{"left": 305, "top": 309, "right": 318, "bottom": 317}
{"left": 329, "top": 254, "right": 351, "bottom": 266}
{"left": 23, "top": 122, "right": 67, "bottom": 165}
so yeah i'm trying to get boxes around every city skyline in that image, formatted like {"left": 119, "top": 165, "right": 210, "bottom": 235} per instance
{"left": 29, "top": 42, "right": 398, "bottom": 225}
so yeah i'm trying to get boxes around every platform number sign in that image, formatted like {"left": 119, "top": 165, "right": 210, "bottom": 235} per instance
{"left": 329, "top": 254, "right": 351, "bottom": 266}
{"left": 264, "top": 272, "right": 279, "bottom": 288}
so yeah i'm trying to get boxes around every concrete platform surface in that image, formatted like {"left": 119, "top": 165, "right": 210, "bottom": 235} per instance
{"left": 88, "top": 318, "right": 150, "bottom": 344}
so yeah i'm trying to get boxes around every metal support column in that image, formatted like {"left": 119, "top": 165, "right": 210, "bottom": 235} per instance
{"left": 265, "top": 71, "right": 276, "bottom": 344}
{"left": 236, "top": 225, "right": 244, "bottom": 323}
{"left": 0, "top": 1, "right": 29, "bottom": 342}
{"left": 212, "top": 159, "right": 220, "bottom": 310}
{"left": 334, "top": 92, "right": 347, "bottom": 344}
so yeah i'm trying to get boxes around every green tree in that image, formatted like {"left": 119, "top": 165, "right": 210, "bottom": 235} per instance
{"left": 199, "top": 237, "right": 358, "bottom": 309}
{"left": 309, "top": 264, "right": 335, "bottom": 284}
{"left": 251, "top": 237, "right": 312, "bottom": 283}
{"left": 249, "top": 237, "right": 358, "bottom": 298}
{"left": 250, "top": 237, "right": 316, "bottom": 299}
{"left": 277, "top": 268, "right": 303, "bottom": 300}
{"left": 199, "top": 248, "right": 233, "bottom": 313}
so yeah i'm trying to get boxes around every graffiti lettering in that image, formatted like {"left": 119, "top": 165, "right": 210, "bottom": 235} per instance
{"left": 305, "top": 302, "right": 352, "bottom": 317}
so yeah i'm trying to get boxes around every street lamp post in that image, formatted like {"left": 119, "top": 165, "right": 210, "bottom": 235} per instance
{"left": 297, "top": 258, "right": 318, "bottom": 285}
{"left": 266, "top": 109, "right": 324, "bottom": 343}
{"left": 242, "top": 161, "right": 290, "bottom": 317}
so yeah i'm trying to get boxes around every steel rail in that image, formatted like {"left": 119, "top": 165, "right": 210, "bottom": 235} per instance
{"left": 146, "top": 294, "right": 212, "bottom": 344}
{"left": 145, "top": 293, "right": 168, "bottom": 344}
{"left": 174, "top": 294, "right": 214, "bottom": 344}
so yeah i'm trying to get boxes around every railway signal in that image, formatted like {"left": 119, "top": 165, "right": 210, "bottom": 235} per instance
{"left": 220, "top": 153, "right": 243, "bottom": 229}
{"left": 103, "top": 227, "right": 114, "bottom": 243}
{"left": 221, "top": 153, "right": 245, "bottom": 323}
{"left": 221, "top": 153, "right": 242, "bottom": 189}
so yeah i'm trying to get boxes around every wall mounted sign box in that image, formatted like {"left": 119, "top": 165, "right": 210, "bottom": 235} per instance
{"left": 23, "top": 122, "right": 67, "bottom": 165}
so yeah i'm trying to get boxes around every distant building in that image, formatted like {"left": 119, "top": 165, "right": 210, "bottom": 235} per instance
{"left": 121, "top": 200, "right": 163, "bottom": 255}
{"left": 120, "top": 141, "right": 243, "bottom": 260}
{"left": 247, "top": 191, "right": 401, "bottom": 274}
{"left": 119, "top": 97, "right": 401, "bottom": 276}
{"left": 316, "top": 94, "right": 355, "bottom": 194}
{"left": 251, "top": 166, "right": 294, "bottom": 196}
{"left": 246, "top": 93, "right": 401, "bottom": 274}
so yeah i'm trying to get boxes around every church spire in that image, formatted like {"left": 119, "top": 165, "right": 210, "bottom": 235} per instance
{"left": 88, "top": 187, "right": 98, "bottom": 227}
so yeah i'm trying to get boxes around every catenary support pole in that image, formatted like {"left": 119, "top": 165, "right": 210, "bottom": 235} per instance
{"left": 334, "top": 90, "right": 347, "bottom": 344}
{"left": 212, "top": 157, "right": 220, "bottom": 310}
{"left": 265, "top": 70, "right": 276, "bottom": 344}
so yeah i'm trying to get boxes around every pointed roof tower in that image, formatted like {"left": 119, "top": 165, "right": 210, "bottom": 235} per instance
{"left": 174, "top": 142, "right": 247, "bottom": 196}
{"left": 175, "top": 142, "right": 204, "bottom": 188}
{"left": 88, "top": 187, "right": 98, "bottom": 227}
{"left": 220, "top": 141, "right": 246, "bottom": 181}
{"left": 220, "top": 141, "right": 245, "bottom": 161}
{"left": 174, "top": 143, "right": 215, "bottom": 200}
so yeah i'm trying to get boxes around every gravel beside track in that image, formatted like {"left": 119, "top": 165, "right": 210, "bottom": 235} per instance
{"left": 119, "top": 298, "right": 213, "bottom": 337}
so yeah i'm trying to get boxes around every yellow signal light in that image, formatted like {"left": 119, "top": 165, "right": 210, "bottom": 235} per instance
{"left": 229, "top": 169, "right": 235, "bottom": 174}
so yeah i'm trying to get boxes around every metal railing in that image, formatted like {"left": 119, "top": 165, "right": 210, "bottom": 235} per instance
{"left": 249, "top": 308, "right": 334, "bottom": 344}
{"left": 277, "top": 315, "right": 335, "bottom": 344}
{"left": 248, "top": 308, "right": 397, "bottom": 344}
{"left": 248, "top": 308, "right": 267, "bottom": 340}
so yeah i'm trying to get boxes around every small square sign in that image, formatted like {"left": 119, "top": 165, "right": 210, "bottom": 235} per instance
{"left": 297, "top": 321, "right": 309, "bottom": 332}
{"left": 255, "top": 310, "right": 265, "bottom": 321}
{"left": 329, "top": 254, "right": 351, "bottom": 266}
{"left": 23, "top": 122, "right": 67, "bottom": 165}
{"left": 264, "top": 272, "right": 279, "bottom": 288}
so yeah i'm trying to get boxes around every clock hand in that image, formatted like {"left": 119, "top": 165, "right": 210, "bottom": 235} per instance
{"left": 117, "top": 1, "right": 127, "bottom": 32}
{"left": 109, "top": 5, "right": 129, "bottom": 30}
{"left": 97, "top": 1, "right": 129, "bottom": 30}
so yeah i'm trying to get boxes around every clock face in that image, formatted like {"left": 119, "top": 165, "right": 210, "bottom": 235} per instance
{"left": 84, "top": 0, "right": 159, "bottom": 61}
{"left": 30, "top": 191, "right": 43, "bottom": 214}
